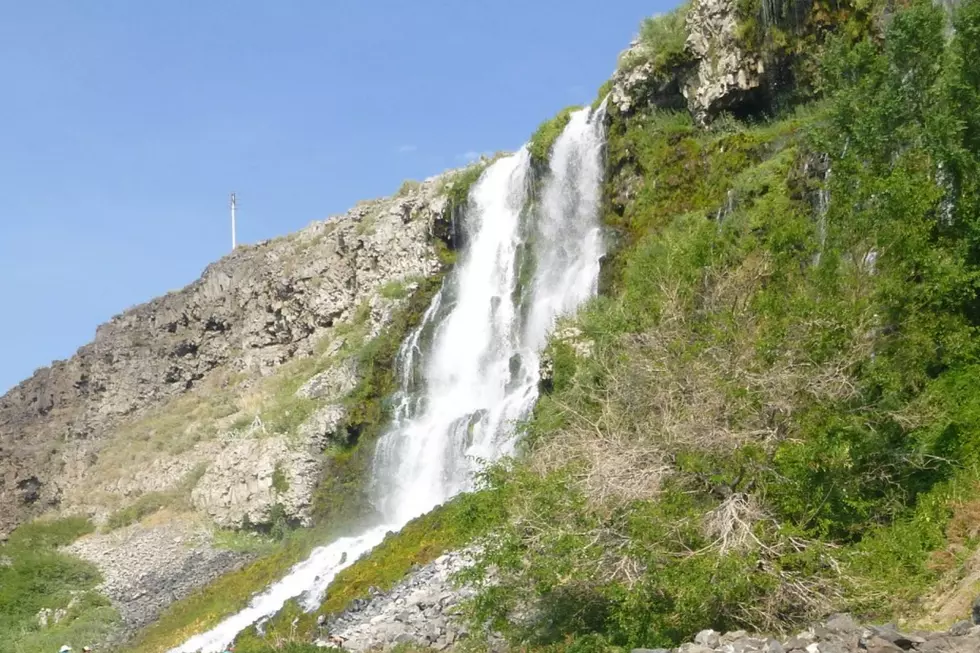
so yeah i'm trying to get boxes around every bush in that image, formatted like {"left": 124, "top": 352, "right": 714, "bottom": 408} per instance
{"left": 620, "top": 4, "right": 692, "bottom": 76}
{"left": 379, "top": 279, "right": 410, "bottom": 299}
{"left": 464, "top": 4, "right": 980, "bottom": 646}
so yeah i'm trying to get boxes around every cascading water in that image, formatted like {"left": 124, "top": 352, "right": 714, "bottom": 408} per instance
{"left": 171, "top": 102, "right": 607, "bottom": 653}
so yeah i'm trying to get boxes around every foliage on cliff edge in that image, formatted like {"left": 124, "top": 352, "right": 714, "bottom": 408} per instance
{"left": 459, "top": 1, "right": 980, "bottom": 649}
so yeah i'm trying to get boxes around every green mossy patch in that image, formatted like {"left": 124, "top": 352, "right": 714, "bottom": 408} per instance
{"left": 0, "top": 517, "right": 119, "bottom": 653}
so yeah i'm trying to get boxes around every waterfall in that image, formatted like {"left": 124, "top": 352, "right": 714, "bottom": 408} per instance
{"left": 170, "top": 103, "right": 607, "bottom": 653}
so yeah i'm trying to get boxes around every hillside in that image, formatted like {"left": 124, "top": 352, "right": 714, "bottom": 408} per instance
{"left": 4, "top": 0, "right": 980, "bottom": 652}
{"left": 0, "top": 168, "right": 484, "bottom": 648}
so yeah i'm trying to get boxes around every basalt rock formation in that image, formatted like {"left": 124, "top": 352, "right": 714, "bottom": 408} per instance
{"left": 0, "top": 173, "right": 461, "bottom": 537}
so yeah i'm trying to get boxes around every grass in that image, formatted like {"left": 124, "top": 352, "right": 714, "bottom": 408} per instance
{"left": 461, "top": 4, "right": 980, "bottom": 648}
{"left": 529, "top": 107, "right": 580, "bottom": 165}
{"left": 104, "top": 464, "right": 207, "bottom": 531}
{"left": 379, "top": 279, "right": 411, "bottom": 300}
{"left": 101, "top": 372, "right": 241, "bottom": 465}
{"left": 619, "top": 3, "right": 692, "bottom": 76}
{"left": 441, "top": 162, "right": 490, "bottom": 217}
{"left": 212, "top": 529, "right": 282, "bottom": 556}
{"left": 0, "top": 517, "right": 120, "bottom": 653}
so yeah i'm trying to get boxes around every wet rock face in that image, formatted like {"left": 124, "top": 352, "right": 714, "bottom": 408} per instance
{"left": 0, "top": 175, "right": 454, "bottom": 537}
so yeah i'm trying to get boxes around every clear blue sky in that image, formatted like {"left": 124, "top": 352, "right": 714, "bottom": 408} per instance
{"left": 0, "top": 0, "right": 672, "bottom": 393}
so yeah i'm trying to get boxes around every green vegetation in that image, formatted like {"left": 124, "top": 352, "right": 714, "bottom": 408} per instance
{"left": 100, "top": 370, "right": 242, "bottom": 469}
{"left": 0, "top": 517, "right": 119, "bottom": 653}
{"left": 125, "top": 525, "right": 334, "bottom": 653}
{"left": 271, "top": 462, "right": 290, "bottom": 494}
{"left": 592, "top": 79, "right": 614, "bottom": 111}
{"left": 321, "top": 481, "right": 508, "bottom": 615}
{"left": 529, "top": 107, "right": 580, "bottom": 165}
{"left": 379, "top": 279, "right": 411, "bottom": 300}
{"left": 397, "top": 179, "right": 421, "bottom": 196}
{"left": 232, "top": 481, "right": 510, "bottom": 651}
{"left": 104, "top": 464, "right": 207, "bottom": 531}
{"left": 312, "top": 274, "right": 445, "bottom": 524}
{"left": 105, "top": 492, "right": 181, "bottom": 531}
{"left": 620, "top": 2, "right": 692, "bottom": 75}
{"left": 212, "top": 529, "right": 281, "bottom": 556}
{"left": 443, "top": 162, "right": 490, "bottom": 217}
{"left": 456, "top": 1, "right": 980, "bottom": 649}
{"left": 733, "top": 0, "right": 884, "bottom": 105}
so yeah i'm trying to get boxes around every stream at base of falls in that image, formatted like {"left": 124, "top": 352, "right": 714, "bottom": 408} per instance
{"left": 171, "top": 102, "right": 607, "bottom": 653}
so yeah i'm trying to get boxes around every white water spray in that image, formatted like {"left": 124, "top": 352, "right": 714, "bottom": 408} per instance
{"left": 171, "top": 103, "right": 607, "bottom": 653}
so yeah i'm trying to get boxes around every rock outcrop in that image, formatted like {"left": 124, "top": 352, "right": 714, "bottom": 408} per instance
{"left": 315, "top": 550, "right": 479, "bottom": 652}
{"left": 0, "top": 172, "right": 460, "bottom": 537}
{"left": 189, "top": 436, "right": 320, "bottom": 528}
{"left": 683, "top": 0, "right": 767, "bottom": 124}
{"left": 609, "top": 0, "right": 770, "bottom": 124}
{"left": 609, "top": 38, "right": 690, "bottom": 115}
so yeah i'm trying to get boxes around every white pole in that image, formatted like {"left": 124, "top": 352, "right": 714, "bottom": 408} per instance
{"left": 230, "top": 192, "right": 237, "bottom": 250}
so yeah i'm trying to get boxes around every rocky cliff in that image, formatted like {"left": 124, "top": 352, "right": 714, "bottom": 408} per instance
{"left": 0, "top": 173, "right": 463, "bottom": 538}
{"left": 609, "top": 0, "right": 822, "bottom": 124}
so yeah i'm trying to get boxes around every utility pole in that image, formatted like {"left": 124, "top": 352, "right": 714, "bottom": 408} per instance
{"left": 230, "top": 192, "right": 237, "bottom": 250}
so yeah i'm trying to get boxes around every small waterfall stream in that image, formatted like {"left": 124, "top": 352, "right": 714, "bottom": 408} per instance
{"left": 171, "top": 103, "right": 607, "bottom": 653}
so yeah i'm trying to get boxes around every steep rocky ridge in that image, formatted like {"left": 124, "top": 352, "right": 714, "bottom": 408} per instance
{"left": 609, "top": 0, "right": 850, "bottom": 124}
{"left": 610, "top": 0, "right": 769, "bottom": 122}
{"left": 0, "top": 172, "right": 464, "bottom": 537}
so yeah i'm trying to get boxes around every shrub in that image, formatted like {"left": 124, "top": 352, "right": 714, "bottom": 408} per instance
{"left": 465, "top": 5, "right": 980, "bottom": 645}
{"left": 271, "top": 462, "right": 289, "bottom": 495}
{"left": 379, "top": 279, "right": 410, "bottom": 299}
{"left": 620, "top": 4, "right": 692, "bottom": 76}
